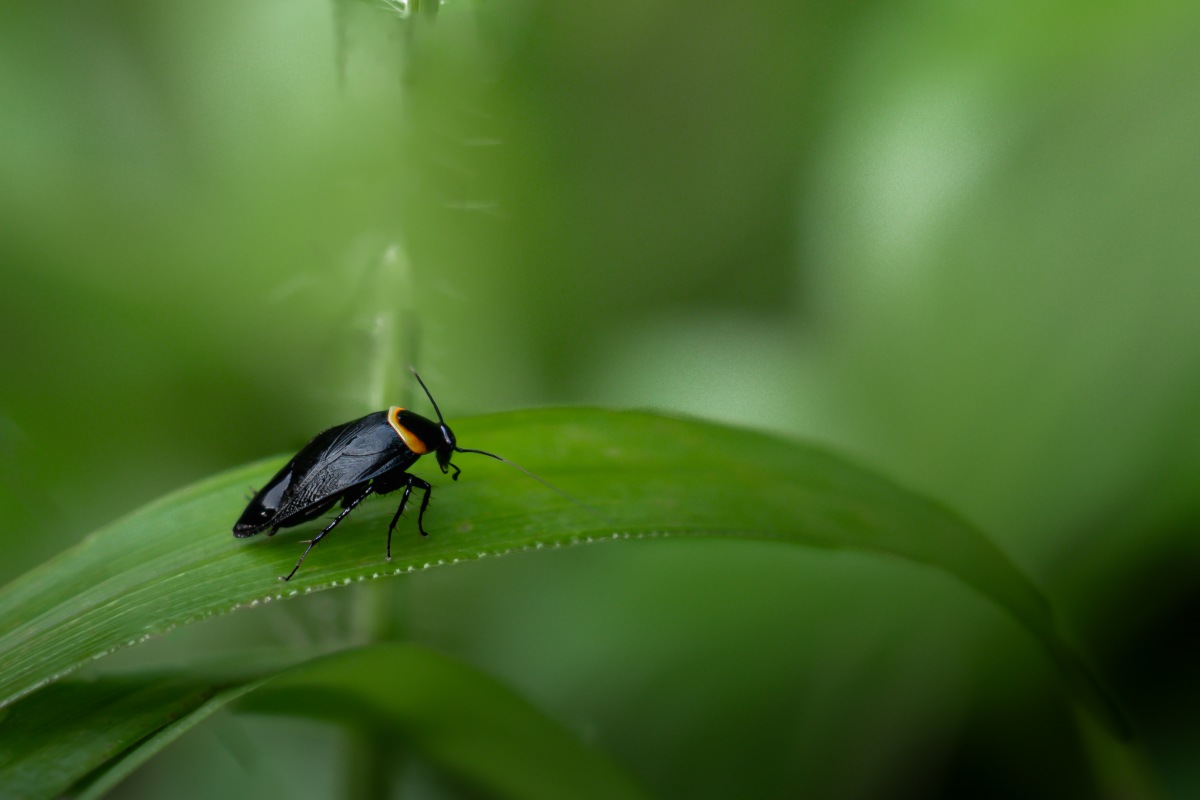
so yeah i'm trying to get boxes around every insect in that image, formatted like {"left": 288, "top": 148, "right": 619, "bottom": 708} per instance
{"left": 234, "top": 370, "right": 546, "bottom": 581}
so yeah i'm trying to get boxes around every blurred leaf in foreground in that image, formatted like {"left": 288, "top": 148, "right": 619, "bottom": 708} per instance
{"left": 0, "top": 643, "right": 646, "bottom": 800}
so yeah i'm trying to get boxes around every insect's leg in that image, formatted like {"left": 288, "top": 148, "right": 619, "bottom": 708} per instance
{"left": 386, "top": 481, "right": 416, "bottom": 561}
{"left": 411, "top": 476, "right": 434, "bottom": 536}
{"left": 280, "top": 485, "right": 373, "bottom": 582}
{"left": 385, "top": 475, "right": 433, "bottom": 554}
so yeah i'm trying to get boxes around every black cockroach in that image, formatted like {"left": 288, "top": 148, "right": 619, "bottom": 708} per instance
{"left": 234, "top": 370, "right": 570, "bottom": 581}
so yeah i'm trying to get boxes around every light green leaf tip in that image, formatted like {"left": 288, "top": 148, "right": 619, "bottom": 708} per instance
{"left": 0, "top": 409, "right": 1128, "bottom": 737}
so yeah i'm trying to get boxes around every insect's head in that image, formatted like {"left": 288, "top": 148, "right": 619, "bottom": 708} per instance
{"left": 435, "top": 421, "right": 458, "bottom": 478}
{"left": 413, "top": 369, "right": 463, "bottom": 480}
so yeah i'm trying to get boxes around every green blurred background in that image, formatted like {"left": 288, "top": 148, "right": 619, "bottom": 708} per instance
{"left": 2, "top": 0, "right": 1198, "bottom": 797}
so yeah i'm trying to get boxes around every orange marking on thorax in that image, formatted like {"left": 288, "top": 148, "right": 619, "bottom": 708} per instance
{"left": 386, "top": 406, "right": 430, "bottom": 454}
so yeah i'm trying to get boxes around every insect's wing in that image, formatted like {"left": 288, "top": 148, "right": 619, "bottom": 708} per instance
{"left": 234, "top": 451, "right": 306, "bottom": 536}
{"left": 269, "top": 412, "right": 416, "bottom": 523}
{"left": 234, "top": 411, "right": 420, "bottom": 536}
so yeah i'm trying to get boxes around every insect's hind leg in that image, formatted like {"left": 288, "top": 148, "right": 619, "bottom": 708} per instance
{"left": 280, "top": 484, "right": 373, "bottom": 582}
{"left": 382, "top": 474, "right": 433, "bottom": 560}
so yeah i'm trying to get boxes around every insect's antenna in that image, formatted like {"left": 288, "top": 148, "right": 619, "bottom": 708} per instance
{"left": 455, "top": 446, "right": 614, "bottom": 524}
{"left": 410, "top": 367, "right": 446, "bottom": 425}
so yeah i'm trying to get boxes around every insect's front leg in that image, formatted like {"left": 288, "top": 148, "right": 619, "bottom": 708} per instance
{"left": 375, "top": 472, "right": 434, "bottom": 559}
{"left": 410, "top": 475, "right": 433, "bottom": 536}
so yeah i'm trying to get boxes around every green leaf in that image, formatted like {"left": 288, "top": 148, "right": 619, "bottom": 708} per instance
{"left": 0, "top": 409, "right": 1126, "bottom": 736}
{"left": 0, "top": 673, "right": 253, "bottom": 800}
{"left": 0, "top": 644, "right": 648, "bottom": 800}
